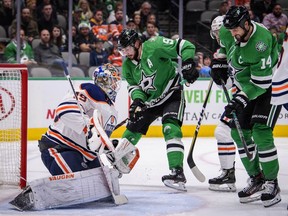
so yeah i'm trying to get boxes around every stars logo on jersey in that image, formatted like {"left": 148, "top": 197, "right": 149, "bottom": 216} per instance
{"left": 139, "top": 72, "right": 156, "bottom": 93}
{"left": 255, "top": 41, "right": 267, "bottom": 52}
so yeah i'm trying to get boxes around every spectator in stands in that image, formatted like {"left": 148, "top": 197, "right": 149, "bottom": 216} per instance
{"left": 126, "top": 18, "right": 136, "bottom": 30}
{"left": 195, "top": 51, "right": 204, "bottom": 72}
{"left": 108, "top": 45, "right": 122, "bottom": 67}
{"left": 211, "top": 1, "right": 229, "bottom": 23}
{"left": 251, "top": 0, "right": 276, "bottom": 22}
{"left": 0, "top": 0, "right": 15, "bottom": 36}
{"left": 73, "top": 7, "right": 83, "bottom": 27}
{"left": 109, "top": 9, "right": 124, "bottom": 37}
{"left": 26, "top": 0, "right": 37, "bottom": 20}
{"left": 137, "top": 1, "right": 152, "bottom": 32}
{"left": 63, "top": 24, "right": 79, "bottom": 54}
{"left": 89, "top": 38, "right": 109, "bottom": 66}
{"left": 77, "top": 0, "right": 93, "bottom": 22}
{"left": 107, "top": 1, "right": 129, "bottom": 24}
{"left": 50, "top": 25, "right": 66, "bottom": 51}
{"left": 147, "top": 13, "right": 164, "bottom": 36}
{"left": 37, "top": 3, "right": 59, "bottom": 32}
{"left": 33, "top": 29, "right": 62, "bottom": 66}
{"left": 36, "top": 0, "right": 58, "bottom": 21}
{"left": 199, "top": 54, "right": 211, "bottom": 77}
{"left": 142, "top": 21, "right": 159, "bottom": 39}
{"left": 104, "top": 34, "right": 119, "bottom": 55}
{"left": 248, "top": 9, "right": 260, "bottom": 22}
{"left": 262, "top": 3, "right": 288, "bottom": 35}
{"left": 4, "top": 29, "right": 36, "bottom": 65}
{"left": 133, "top": 12, "right": 142, "bottom": 33}
{"left": 10, "top": 7, "right": 39, "bottom": 44}
{"left": 75, "top": 21, "right": 96, "bottom": 52}
{"left": 90, "top": 9, "right": 110, "bottom": 41}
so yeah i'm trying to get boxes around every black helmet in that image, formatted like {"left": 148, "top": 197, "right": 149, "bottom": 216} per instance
{"left": 223, "top": 6, "right": 250, "bottom": 29}
{"left": 118, "top": 29, "right": 139, "bottom": 48}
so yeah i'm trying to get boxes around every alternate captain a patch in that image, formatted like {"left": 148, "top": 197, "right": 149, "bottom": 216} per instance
{"left": 255, "top": 41, "right": 267, "bottom": 52}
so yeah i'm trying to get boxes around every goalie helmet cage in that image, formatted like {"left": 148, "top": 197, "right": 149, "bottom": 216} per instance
{"left": 0, "top": 64, "right": 28, "bottom": 188}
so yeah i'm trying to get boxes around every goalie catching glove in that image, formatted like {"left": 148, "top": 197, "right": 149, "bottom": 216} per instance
{"left": 106, "top": 138, "right": 140, "bottom": 175}
{"left": 181, "top": 59, "right": 199, "bottom": 84}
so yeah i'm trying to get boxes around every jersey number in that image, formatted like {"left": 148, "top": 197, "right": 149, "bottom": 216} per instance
{"left": 163, "top": 38, "right": 173, "bottom": 45}
{"left": 260, "top": 56, "right": 272, "bottom": 69}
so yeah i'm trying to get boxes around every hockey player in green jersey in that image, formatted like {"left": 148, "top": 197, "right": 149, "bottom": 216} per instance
{"left": 210, "top": 6, "right": 282, "bottom": 207}
{"left": 116, "top": 29, "right": 199, "bottom": 191}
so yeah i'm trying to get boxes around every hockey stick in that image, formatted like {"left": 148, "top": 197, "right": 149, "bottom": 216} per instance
{"left": 220, "top": 80, "right": 255, "bottom": 161}
{"left": 186, "top": 79, "right": 213, "bottom": 183}
{"left": 114, "top": 118, "right": 128, "bottom": 130}
{"left": 56, "top": 59, "right": 127, "bottom": 205}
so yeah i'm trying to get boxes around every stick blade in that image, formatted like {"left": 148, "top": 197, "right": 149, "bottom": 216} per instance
{"left": 190, "top": 166, "right": 206, "bottom": 183}
{"left": 113, "top": 194, "right": 128, "bottom": 205}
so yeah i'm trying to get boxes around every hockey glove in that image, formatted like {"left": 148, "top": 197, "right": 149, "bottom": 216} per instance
{"left": 129, "top": 98, "right": 146, "bottom": 121}
{"left": 210, "top": 58, "right": 229, "bottom": 85}
{"left": 225, "top": 93, "right": 249, "bottom": 118}
{"left": 182, "top": 59, "right": 199, "bottom": 84}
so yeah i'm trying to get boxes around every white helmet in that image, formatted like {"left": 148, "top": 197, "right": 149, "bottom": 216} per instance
{"left": 92, "top": 63, "right": 121, "bottom": 102}
{"left": 210, "top": 15, "right": 224, "bottom": 40}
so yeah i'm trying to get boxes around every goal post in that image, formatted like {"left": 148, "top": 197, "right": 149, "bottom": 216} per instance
{"left": 0, "top": 64, "right": 28, "bottom": 188}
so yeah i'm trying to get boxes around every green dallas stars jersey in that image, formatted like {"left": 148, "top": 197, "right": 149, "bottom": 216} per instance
{"left": 218, "top": 21, "right": 279, "bottom": 100}
{"left": 122, "top": 36, "right": 195, "bottom": 107}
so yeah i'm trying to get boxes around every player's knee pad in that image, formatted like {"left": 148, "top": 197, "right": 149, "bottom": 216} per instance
{"left": 214, "top": 121, "right": 233, "bottom": 142}
{"left": 162, "top": 119, "right": 182, "bottom": 141}
{"left": 122, "top": 129, "right": 142, "bottom": 145}
{"left": 252, "top": 123, "right": 274, "bottom": 150}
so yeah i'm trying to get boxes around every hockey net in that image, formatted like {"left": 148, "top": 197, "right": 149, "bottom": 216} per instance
{"left": 0, "top": 64, "right": 28, "bottom": 188}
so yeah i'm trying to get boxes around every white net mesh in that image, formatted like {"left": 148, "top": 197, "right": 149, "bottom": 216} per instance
{"left": 0, "top": 66, "right": 27, "bottom": 187}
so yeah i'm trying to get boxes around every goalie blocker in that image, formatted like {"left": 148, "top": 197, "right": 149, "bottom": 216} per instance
{"left": 10, "top": 166, "right": 126, "bottom": 211}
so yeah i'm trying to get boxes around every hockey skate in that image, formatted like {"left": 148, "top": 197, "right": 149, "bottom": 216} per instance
{"left": 238, "top": 173, "right": 264, "bottom": 203}
{"left": 162, "top": 167, "right": 187, "bottom": 192}
{"left": 208, "top": 167, "right": 236, "bottom": 192}
{"left": 261, "top": 179, "right": 281, "bottom": 207}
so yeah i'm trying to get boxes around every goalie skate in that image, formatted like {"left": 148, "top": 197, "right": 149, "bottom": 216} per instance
{"left": 162, "top": 168, "right": 187, "bottom": 192}
{"left": 208, "top": 167, "right": 236, "bottom": 192}
{"left": 9, "top": 186, "right": 34, "bottom": 211}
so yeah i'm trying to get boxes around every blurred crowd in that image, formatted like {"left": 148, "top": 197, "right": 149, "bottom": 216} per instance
{"left": 0, "top": 0, "right": 287, "bottom": 77}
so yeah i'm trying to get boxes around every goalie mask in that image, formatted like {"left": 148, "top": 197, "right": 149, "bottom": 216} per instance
{"left": 93, "top": 64, "right": 121, "bottom": 102}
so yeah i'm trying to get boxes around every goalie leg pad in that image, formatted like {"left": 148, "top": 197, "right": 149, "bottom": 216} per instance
{"left": 10, "top": 167, "right": 116, "bottom": 211}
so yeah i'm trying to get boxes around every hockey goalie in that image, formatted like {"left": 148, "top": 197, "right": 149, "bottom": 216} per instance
{"left": 10, "top": 64, "right": 139, "bottom": 210}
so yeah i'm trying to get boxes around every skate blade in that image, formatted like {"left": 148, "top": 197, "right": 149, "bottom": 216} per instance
{"left": 163, "top": 180, "right": 187, "bottom": 192}
{"left": 262, "top": 193, "right": 281, "bottom": 208}
{"left": 209, "top": 183, "right": 236, "bottom": 192}
{"left": 239, "top": 193, "right": 262, "bottom": 203}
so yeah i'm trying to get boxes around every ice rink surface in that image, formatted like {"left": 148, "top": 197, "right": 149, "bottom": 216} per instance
{"left": 0, "top": 137, "right": 287, "bottom": 216}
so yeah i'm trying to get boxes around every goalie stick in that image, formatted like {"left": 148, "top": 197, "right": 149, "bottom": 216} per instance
{"left": 56, "top": 59, "right": 128, "bottom": 205}
{"left": 186, "top": 79, "right": 214, "bottom": 183}
{"left": 220, "top": 80, "right": 255, "bottom": 161}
